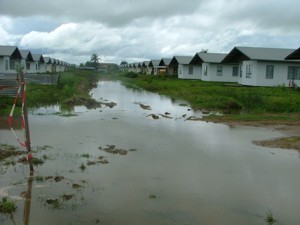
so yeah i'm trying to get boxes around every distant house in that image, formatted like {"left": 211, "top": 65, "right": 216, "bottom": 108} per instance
{"left": 142, "top": 61, "right": 151, "bottom": 74}
{"left": 222, "top": 46, "right": 300, "bottom": 87}
{"left": 133, "top": 62, "right": 142, "bottom": 73}
{"left": 20, "top": 50, "right": 34, "bottom": 73}
{"left": 159, "top": 58, "right": 172, "bottom": 75}
{"left": 169, "top": 56, "right": 193, "bottom": 77}
{"left": 149, "top": 60, "right": 165, "bottom": 75}
{"left": 43, "top": 57, "right": 53, "bottom": 73}
{"left": 50, "top": 58, "right": 58, "bottom": 73}
{"left": 29, "top": 54, "right": 46, "bottom": 73}
{"left": 189, "top": 52, "right": 239, "bottom": 82}
{"left": 0, "top": 45, "right": 22, "bottom": 74}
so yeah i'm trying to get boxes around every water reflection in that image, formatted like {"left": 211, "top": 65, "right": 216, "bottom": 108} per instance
{"left": 23, "top": 163, "right": 33, "bottom": 225}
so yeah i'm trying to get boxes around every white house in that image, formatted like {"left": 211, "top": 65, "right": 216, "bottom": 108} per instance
{"left": 222, "top": 46, "right": 300, "bottom": 87}
{"left": 189, "top": 52, "right": 239, "bottom": 82}
{"left": 20, "top": 50, "right": 34, "bottom": 73}
{"left": 0, "top": 45, "right": 22, "bottom": 75}
{"left": 28, "top": 54, "right": 46, "bottom": 73}
{"left": 142, "top": 61, "right": 151, "bottom": 74}
{"left": 43, "top": 57, "right": 53, "bottom": 73}
{"left": 149, "top": 60, "right": 165, "bottom": 75}
{"left": 159, "top": 58, "right": 172, "bottom": 75}
{"left": 169, "top": 56, "right": 193, "bottom": 78}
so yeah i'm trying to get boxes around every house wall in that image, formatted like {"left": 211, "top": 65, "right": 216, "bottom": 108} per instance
{"left": 0, "top": 57, "right": 20, "bottom": 74}
{"left": 40, "top": 63, "right": 46, "bottom": 73}
{"left": 146, "top": 67, "right": 152, "bottom": 75}
{"left": 178, "top": 65, "right": 202, "bottom": 80}
{"left": 239, "top": 60, "right": 300, "bottom": 87}
{"left": 26, "top": 61, "right": 37, "bottom": 73}
{"left": 202, "top": 63, "right": 239, "bottom": 82}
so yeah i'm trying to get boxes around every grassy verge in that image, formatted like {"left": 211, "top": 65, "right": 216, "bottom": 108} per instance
{"left": 117, "top": 72, "right": 300, "bottom": 122}
{"left": 0, "top": 69, "right": 103, "bottom": 116}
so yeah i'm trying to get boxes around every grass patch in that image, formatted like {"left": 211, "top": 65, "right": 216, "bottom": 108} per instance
{"left": 81, "top": 153, "right": 90, "bottom": 158}
{"left": 149, "top": 194, "right": 157, "bottom": 199}
{"left": 0, "top": 69, "right": 103, "bottom": 116}
{"left": 118, "top": 73, "right": 300, "bottom": 115}
{"left": 0, "top": 197, "right": 17, "bottom": 214}
{"left": 0, "top": 144, "right": 23, "bottom": 161}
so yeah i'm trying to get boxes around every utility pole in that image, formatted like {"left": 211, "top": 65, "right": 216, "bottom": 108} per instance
{"left": 19, "top": 70, "right": 33, "bottom": 172}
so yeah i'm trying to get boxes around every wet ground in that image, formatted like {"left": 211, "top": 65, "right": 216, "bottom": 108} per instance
{"left": 0, "top": 80, "right": 300, "bottom": 225}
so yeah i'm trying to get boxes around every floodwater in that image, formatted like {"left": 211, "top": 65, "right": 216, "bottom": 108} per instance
{"left": 1, "top": 80, "right": 300, "bottom": 225}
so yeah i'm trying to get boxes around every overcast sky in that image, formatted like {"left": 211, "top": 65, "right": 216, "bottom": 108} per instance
{"left": 1, "top": 0, "right": 299, "bottom": 64}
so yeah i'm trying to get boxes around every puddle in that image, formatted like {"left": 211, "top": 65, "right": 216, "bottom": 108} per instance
{"left": 0, "top": 80, "right": 299, "bottom": 225}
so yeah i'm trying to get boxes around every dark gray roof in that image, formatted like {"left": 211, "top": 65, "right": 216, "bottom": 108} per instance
{"left": 0, "top": 45, "right": 18, "bottom": 56}
{"left": 149, "top": 60, "right": 161, "bottom": 67}
{"left": 285, "top": 47, "right": 300, "bottom": 60}
{"left": 190, "top": 53, "right": 227, "bottom": 64}
{"left": 222, "top": 46, "right": 296, "bottom": 63}
{"left": 170, "top": 56, "right": 193, "bottom": 66}
{"left": 20, "top": 50, "right": 34, "bottom": 61}
{"left": 159, "top": 58, "right": 172, "bottom": 66}
{"left": 43, "top": 57, "right": 51, "bottom": 63}
{"left": 142, "top": 61, "right": 150, "bottom": 67}
{"left": 0, "top": 45, "right": 22, "bottom": 59}
{"left": 32, "top": 54, "right": 44, "bottom": 63}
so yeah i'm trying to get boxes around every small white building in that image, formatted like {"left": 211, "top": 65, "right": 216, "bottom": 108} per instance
{"left": 142, "top": 61, "right": 151, "bottom": 74}
{"left": 222, "top": 46, "right": 300, "bottom": 87}
{"left": 28, "top": 54, "right": 46, "bottom": 74}
{"left": 149, "top": 59, "right": 165, "bottom": 75}
{"left": 20, "top": 50, "right": 34, "bottom": 73}
{"left": 189, "top": 52, "right": 239, "bottom": 82}
{"left": 169, "top": 56, "right": 193, "bottom": 78}
{"left": 159, "top": 58, "right": 172, "bottom": 75}
{"left": 0, "top": 45, "right": 22, "bottom": 74}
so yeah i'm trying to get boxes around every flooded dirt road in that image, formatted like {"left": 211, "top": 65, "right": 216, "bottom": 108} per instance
{"left": 1, "top": 80, "right": 300, "bottom": 225}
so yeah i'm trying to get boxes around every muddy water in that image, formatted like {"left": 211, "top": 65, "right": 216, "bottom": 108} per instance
{"left": 1, "top": 80, "right": 300, "bottom": 225}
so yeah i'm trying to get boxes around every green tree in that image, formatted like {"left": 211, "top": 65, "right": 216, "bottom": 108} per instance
{"left": 90, "top": 54, "right": 100, "bottom": 68}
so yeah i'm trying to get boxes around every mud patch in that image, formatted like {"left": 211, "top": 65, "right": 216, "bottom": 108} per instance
{"left": 0, "top": 144, "right": 26, "bottom": 161}
{"left": 98, "top": 145, "right": 136, "bottom": 156}
{"left": 253, "top": 136, "right": 300, "bottom": 151}
{"left": 100, "top": 101, "right": 117, "bottom": 108}
{"left": 147, "top": 114, "right": 159, "bottom": 120}
{"left": 185, "top": 116, "right": 202, "bottom": 121}
{"left": 134, "top": 102, "right": 151, "bottom": 110}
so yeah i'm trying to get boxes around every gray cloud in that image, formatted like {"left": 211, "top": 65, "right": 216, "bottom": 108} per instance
{"left": 0, "top": 0, "right": 204, "bottom": 26}
{"left": 1, "top": 0, "right": 300, "bottom": 64}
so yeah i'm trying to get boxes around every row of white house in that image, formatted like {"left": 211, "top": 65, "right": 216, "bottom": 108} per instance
{"left": 122, "top": 46, "right": 300, "bottom": 87}
{"left": 0, "top": 45, "right": 72, "bottom": 75}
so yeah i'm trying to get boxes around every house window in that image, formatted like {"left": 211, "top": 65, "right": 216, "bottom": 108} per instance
{"left": 232, "top": 66, "right": 238, "bottom": 77}
{"left": 188, "top": 66, "right": 193, "bottom": 75}
{"left": 5, "top": 60, "right": 9, "bottom": 70}
{"left": 204, "top": 65, "right": 208, "bottom": 76}
{"left": 9, "top": 60, "right": 15, "bottom": 70}
{"left": 288, "top": 66, "right": 300, "bottom": 80}
{"left": 246, "top": 65, "right": 252, "bottom": 78}
{"left": 26, "top": 62, "right": 30, "bottom": 70}
{"left": 240, "top": 65, "right": 243, "bottom": 77}
{"left": 217, "top": 66, "right": 222, "bottom": 76}
{"left": 266, "top": 65, "right": 274, "bottom": 79}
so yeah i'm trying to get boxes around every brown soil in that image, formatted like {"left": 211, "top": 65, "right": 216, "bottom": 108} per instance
{"left": 204, "top": 117, "right": 300, "bottom": 151}
{"left": 0, "top": 148, "right": 26, "bottom": 161}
